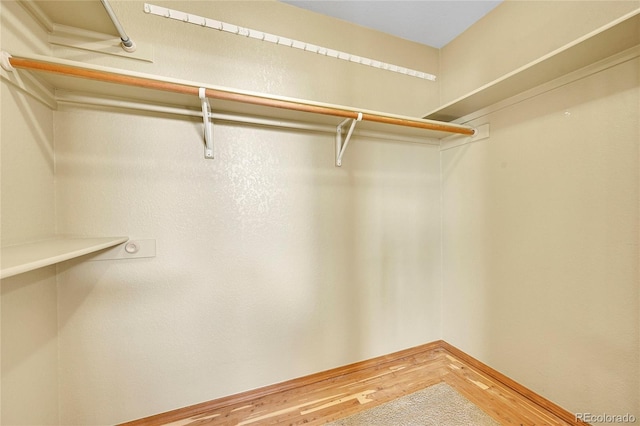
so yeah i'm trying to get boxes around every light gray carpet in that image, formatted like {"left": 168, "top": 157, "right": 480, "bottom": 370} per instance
{"left": 324, "top": 382, "right": 500, "bottom": 426}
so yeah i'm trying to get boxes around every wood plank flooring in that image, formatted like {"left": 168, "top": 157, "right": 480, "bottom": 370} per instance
{"left": 121, "top": 340, "right": 583, "bottom": 426}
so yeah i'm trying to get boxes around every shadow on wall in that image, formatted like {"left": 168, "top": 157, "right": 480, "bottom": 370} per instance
{"left": 442, "top": 58, "right": 639, "bottom": 414}
{"left": 1, "top": 267, "right": 59, "bottom": 423}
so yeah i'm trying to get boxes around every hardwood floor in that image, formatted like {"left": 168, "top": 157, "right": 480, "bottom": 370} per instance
{"left": 121, "top": 341, "right": 583, "bottom": 426}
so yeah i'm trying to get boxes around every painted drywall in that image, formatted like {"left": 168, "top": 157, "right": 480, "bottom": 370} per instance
{"left": 54, "top": 109, "right": 442, "bottom": 425}
{"left": 48, "top": 0, "right": 441, "bottom": 117}
{"left": 439, "top": 0, "right": 640, "bottom": 106}
{"left": 3, "top": 0, "right": 639, "bottom": 423}
{"left": 0, "top": 1, "right": 58, "bottom": 424}
{"left": 442, "top": 57, "right": 639, "bottom": 416}
{"left": 44, "top": 1, "right": 443, "bottom": 423}
{"left": 440, "top": 1, "right": 640, "bottom": 417}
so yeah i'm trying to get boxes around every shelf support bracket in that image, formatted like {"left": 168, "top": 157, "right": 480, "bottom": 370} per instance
{"left": 440, "top": 123, "right": 490, "bottom": 151}
{"left": 336, "top": 112, "right": 362, "bottom": 167}
{"left": 1, "top": 51, "right": 15, "bottom": 72}
{"left": 199, "top": 87, "right": 214, "bottom": 159}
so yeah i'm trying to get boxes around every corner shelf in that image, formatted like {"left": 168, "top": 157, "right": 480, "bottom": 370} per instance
{"left": 424, "top": 9, "right": 640, "bottom": 122}
{"left": 0, "top": 236, "right": 129, "bottom": 279}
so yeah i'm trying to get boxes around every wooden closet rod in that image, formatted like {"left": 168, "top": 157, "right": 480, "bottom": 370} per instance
{"left": 7, "top": 55, "right": 475, "bottom": 136}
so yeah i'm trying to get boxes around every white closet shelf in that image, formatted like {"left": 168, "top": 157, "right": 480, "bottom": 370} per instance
{"left": 425, "top": 9, "right": 640, "bottom": 122}
{"left": 0, "top": 236, "right": 129, "bottom": 279}
{"left": 1, "top": 53, "right": 473, "bottom": 141}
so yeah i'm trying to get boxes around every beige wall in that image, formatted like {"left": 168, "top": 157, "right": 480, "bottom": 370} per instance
{"left": 50, "top": 0, "right": 440, "bottom": 117}
{"left": 1, "top": 1, "right": 58, "bottom": 424}
{"left": 44, "top": 1, "right": 443, "bottom": 424}
{"left": 54, "top": 109, "right": 442, "bottom": 424}
{"left": 2, "top": 0, "right": 640, "bottom": 424}
{"left": 439, "top": 0, "right": 640, "bottom": 106}
{"left": 440, "top": 0, "right": 640, "bottom": 418}
{"left": 2, "top": 1, "right": 443, "bottom": 423}
{"left": 442, "top": 57, "right": 639, "bottom": 415}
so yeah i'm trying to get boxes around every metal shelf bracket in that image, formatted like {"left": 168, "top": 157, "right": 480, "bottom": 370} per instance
{"left": 336, "top": 112, "right": 362, "bottom": 167}
{"left": 199, "top": 87, "right": 214, "bottom": 159}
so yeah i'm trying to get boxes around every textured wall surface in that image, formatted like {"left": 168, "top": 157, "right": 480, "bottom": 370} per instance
{"left": 48, "top": 1, "right": 443, "bottom": 423}
{"left": 50, "top": 0, "right": 441, "bottom": 117}
{"left": 2, "top": 0, "right": 639, "bottom": 424}
{"left": 442, "top": 57, "right": 639, "bottom": 416}
{"left": 1, "top": 1, "right": 59, "bottom": 424}
{"left": 54, "top": 109, "right": 442, "bottom": 424}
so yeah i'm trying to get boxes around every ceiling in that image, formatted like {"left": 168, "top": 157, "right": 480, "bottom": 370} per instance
{"left": 35, "top": 1, "right": 502, "bottom": 50}
{"left": 280, "top": 1, "right": 503, "bottom": 48}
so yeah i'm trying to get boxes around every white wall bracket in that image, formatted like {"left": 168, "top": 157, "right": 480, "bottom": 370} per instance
{"left": 1, "top": 51, "right": 15, "bottom": 71}
{"left": 199, "top": 88, "right": 214, "bottom": 159}
{"left": 335, "top": 112, "right": 362, "bottom": 167}
{"left": 88, "top": 239, "right": 156, "bottom": 261}
{"left": 48, "top": 25, "right": 153, "bottom": 62}
{"left": 440, "top": 123, "right": 490, "bottom": 151}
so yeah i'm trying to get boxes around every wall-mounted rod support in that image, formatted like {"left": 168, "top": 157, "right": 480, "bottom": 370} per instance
{"left": 55, "top": 92, "right": 442, "bottom": 146}
{"left": 100, "top": 0, "right": 137, "bottom": 52}
{"left": 199, "top": 88, "right": 214, "bottom": 159}
{"left": 1, "top": 51, "right": 15, "bottom": 71}
{"left": 336, "top": 113, "right": 362, "bottom": 167}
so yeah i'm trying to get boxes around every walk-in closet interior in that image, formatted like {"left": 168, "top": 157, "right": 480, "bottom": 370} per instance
{"left": 1, "top": 0, "right": 639, "bottom": 424}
